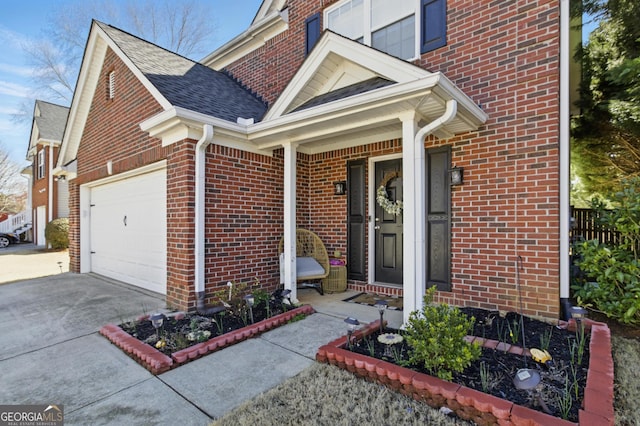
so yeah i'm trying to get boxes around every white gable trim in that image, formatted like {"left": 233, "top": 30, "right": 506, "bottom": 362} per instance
{"left": 264, "top": 31, "right": 432, "bottom": 120}
{"left": 201, "top": 8, "right": 288, "bottom": 70}
{"left": 57, "top": 22, "right": 171, "bottom": 168}
{"left": 252, "top": 0, "right": 287, "bottom": 24}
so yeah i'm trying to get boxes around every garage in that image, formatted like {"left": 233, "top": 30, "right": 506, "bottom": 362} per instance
{"left": 89, "top": 168, "right": 167, "bottom": 294}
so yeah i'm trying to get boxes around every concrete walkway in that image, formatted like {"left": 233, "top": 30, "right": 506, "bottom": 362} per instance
{"left": 0, "top": 245, "right": 402, "bottom": 425}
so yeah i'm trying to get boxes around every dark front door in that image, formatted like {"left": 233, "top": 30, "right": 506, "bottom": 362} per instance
{"left": 374, "top": 159, "right": 403, "bottom": 285}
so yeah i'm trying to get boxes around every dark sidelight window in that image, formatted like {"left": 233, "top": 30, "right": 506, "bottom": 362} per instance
{"left": 425, "top": 146, "right": 451, "bottom": 291}
{"left": 347, "top": 159, "right": 366, "bottom": 281}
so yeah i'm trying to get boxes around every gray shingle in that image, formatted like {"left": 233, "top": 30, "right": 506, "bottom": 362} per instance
{"left": 96, "top": 21, "right": 267, "bottom": 123}
{"left": 35, "top": 101, "right": 69, "bottom": 141}
{"left": 291, "top": 77, "right": 394, "bottom": 113}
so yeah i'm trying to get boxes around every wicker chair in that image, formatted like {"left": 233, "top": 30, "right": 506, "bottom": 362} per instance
{"left": 278, "top": 229, "right": 330, "bottom": 295}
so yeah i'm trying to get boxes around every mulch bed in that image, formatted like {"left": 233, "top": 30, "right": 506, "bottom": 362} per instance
{"left": 347, "top": 307, "right": 589, "bottom": 422}
{"left": 100, "top": 297, "right": 314, "bottom": 374}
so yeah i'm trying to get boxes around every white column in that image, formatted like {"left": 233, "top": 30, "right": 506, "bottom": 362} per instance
{"left": 400, "top": 112, "right": 419, "bottom": 324}
{"left": 283, "top": 141, "right": 299, "bottom": 302}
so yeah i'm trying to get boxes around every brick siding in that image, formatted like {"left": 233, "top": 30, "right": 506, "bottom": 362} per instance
{"left": 71, "top": 1, "right": 562, "bottom": 319}
{"left": 223, "top": 0, "right": 561, "bottom": 319}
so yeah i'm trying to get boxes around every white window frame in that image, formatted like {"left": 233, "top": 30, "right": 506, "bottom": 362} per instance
{"left": 37, "top": 149, "right": 45, "bottom": 180}
{"left": 324, "top": 0, "right": 420, "bottom": 60}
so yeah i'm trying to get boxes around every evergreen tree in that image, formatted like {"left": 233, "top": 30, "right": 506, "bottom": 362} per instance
{"left": 572, "top": 0, "right": 640, "bottom": 197}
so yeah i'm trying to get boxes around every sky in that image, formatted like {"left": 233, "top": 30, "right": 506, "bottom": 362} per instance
{"left": 0, "top": 1, "right": 598, "bottom": 168}
{"left": 0, "top": 0, "right": 263, "bottom": 166}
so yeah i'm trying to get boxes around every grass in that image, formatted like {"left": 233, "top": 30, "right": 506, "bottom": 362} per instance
{"left": 212, "top": 335, "right": 640, "bottom": 425}
{"left": 612, "top": 335, "right": 640, "bottom": 425}
{"left": 211, "top": 362, "right": 467, "bottom": 425}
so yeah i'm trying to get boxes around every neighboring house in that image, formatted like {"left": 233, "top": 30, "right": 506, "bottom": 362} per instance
{"left": 24, "top": 100, "right": 71, "bottom": 247}
{"left": 56, "top": 0, "right": 581, "bottom": 323}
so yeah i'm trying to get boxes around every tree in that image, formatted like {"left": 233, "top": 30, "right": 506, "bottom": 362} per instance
{"left": 572, "top": 0, "right": 640, "bottom": 197}
{"left": 20, "top": 0, "right": 218, "bottom": 106}
{"left": 0, "top": 142, "right": 27, "bottom": 215}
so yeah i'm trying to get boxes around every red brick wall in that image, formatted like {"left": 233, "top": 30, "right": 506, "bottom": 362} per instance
{"left": 422, "top": 1, "right": 561, "bottom": 318}
{"left": 68, "top": 47, "right": 170, "bottom": 282}
{"left": 69, "top": 1, "right": 562, "bottom": 319}
{"left": 223, "top": 0, "right": 561, "bottom": 319}
{"left": 31, "top": 144, "right": 61, "bottom": 243}
{"left": 195, "top": 145, "right": 285, "bottom": 307}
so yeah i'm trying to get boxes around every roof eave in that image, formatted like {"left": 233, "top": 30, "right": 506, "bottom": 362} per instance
{"left": 201, "top": 9, "right": 288, "bottom": 70}
{"left": 139, "top": 107, "right": 272, "bottom": 156}
{"left": 249, "top": 74, "right": 487, "bottom": 149}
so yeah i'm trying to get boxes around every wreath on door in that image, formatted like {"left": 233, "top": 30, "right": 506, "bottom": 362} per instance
{"left": 376, "top": 171, "right": 403, "bottom": 216}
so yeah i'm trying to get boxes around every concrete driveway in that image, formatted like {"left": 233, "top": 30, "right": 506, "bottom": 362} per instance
{"left": 0, "top": 243, "right": 70, "bottom": 284}
{"left": 0, "top": 244, "right": 369, "bottom": 425}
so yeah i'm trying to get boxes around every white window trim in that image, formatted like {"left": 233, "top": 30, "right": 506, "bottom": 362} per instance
{"left": 37, "top": 149, "right": 45, "bottom": 179}
{"left": 324, "top": 0, "right": 420, "bottom": 61}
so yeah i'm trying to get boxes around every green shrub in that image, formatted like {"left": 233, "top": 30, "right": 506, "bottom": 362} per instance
{"left": 573, "top": 177, "right": 640, "bottom": 324}
{"left": 404, "top": 287, "right": 481, "bottom": 381}
{"left": 45, "top": 218, "right": 69, "bottom": 249}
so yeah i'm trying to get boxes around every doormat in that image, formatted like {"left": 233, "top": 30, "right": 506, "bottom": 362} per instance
{"left": 342, "top": 292, "right": 403, "bottom": 311}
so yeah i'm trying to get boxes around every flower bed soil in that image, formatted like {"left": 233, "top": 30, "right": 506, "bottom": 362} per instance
{"left": 100, "top": 304, "right": 315, "bottom": 375}
{"left": 317, "top": 310, "right": 614, "bottom": 426}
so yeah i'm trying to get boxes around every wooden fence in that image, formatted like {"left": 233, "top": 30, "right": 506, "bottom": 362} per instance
{"left": 571, "top": 207, "right": 621, "bottom": 245}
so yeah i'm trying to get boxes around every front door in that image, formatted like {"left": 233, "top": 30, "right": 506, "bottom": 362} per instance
{"left": 374, "top": 159, "right": 403, "bottom": 285}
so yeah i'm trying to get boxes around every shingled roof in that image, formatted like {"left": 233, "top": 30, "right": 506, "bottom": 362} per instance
{"left": 291, "top": 77, "right": 394, "bottom": 113}
{"left": 96, "top": 21, "right": 267, "bottom": 123}
{"left": 34, "top": 100, "right": 69, "bottom": 141}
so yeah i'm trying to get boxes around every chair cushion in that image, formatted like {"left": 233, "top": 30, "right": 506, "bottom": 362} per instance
{"left": 297, "top": 257, "right": 326, "bottom": 278}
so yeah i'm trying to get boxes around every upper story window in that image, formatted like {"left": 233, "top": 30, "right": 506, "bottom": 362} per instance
{"left": 37, "top": 149, "right": 45, "bottom": 180}
{"left": 325, "top": 0, "right": 446, "bottom": 60}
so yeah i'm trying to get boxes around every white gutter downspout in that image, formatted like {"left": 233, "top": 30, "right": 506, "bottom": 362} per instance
{"left": 403, "top": 99, "right": 457, "bottom": 325}
{"left": 48, "top": 141, "right": 54, "bottom": 223}
{"left": 47, "top": 141, "right": 54, "bottom": 248}
{"left": 195, "top": 125, "right": 214, "bottom": 305}
{"left": 559, "top": 0, "right": 572, "bottom": 318}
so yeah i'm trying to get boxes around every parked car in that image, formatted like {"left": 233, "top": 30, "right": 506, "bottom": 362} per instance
{"left": 0, "top": 233, "right": 19, "bottom": 248}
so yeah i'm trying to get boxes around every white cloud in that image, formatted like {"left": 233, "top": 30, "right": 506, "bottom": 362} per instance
{"left": 0, "top": 25, "right": 32, "bottom": 47}
{"left": 0, "top": 81, "right": 31, "bottom": 98}
{"left": 0, "top": 63, "right": 33, "bottom": 78}
{"left": 0, "top": 105, "right": 21, "bottom": 115}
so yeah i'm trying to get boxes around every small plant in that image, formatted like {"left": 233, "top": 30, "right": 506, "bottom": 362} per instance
{"left": 44, "top": 218, "right": 69, "bottom": 249}
{"left": 287, "top": 313, "right": 306, "bottom": 323}
{"left": 556, "top": 378, "right": 574, "bottom": 420}
{"left": 496, "top": 319, "right": 508, "bottom": 349}
{"left": 253, "top": 289, "right": 271, "bottom": 318}
{"left": 390, "top": 345, "right": 404, "bottom": 364}
{"left": 566, "top": 347, "right": 581, "bottom": 399}
{"left": 404, "top": 287, "right": 481, "bottom": 381}
{"left": 539, "top": 326, "right": 554, "bottom": 351}
{"left": 479, "top": 361, "right": 491, "bottom": 393}
{"left": 213, "top": 312, "right": 225, "bottom": 334}
{"left": 364, "top": 337, "right": 375, "bottom": 357}
{"left": 575, "top": 323, "right": 587, "bottom": 365}
{"left": 507, "top": 318, "right": 521, "bottom": 345}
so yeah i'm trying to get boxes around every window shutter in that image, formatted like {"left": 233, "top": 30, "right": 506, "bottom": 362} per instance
{"left": 420, "top": 0, "right": 447, "bottom": 54}
{"left": 347, "top": 159, "right": 366, "bottom": 281}
{"left": 305, "top": 13, "right": 321, "bottom": 55}
{"left": 426, "top": 146, "right": 451, "bottom": 291}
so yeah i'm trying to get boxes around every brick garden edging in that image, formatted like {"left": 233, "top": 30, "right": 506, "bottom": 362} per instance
{"left": 316, "top": 318, "right": 614, "bottom": 426}
{"left": 100, "top": 304, "right": 315, "bottom": 375}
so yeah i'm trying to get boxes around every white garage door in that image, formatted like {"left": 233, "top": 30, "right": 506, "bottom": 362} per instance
{"left": 90, "top": 168, "right": 166, "bottom": 294}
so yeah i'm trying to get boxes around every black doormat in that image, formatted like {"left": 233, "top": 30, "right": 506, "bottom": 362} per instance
{"left": 343, "top": 292, "right": 403, "bottom": 311}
